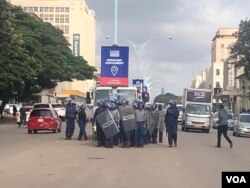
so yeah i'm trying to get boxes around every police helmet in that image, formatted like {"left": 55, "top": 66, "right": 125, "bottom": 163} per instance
{"left": 169, "top": 99, "right": 176, "bottom": 106}
{"left": 138, "top": 101, "right": 144, "bottom": 108}
{"left": 110, "top": 97, "right": 118, "bottom": 104}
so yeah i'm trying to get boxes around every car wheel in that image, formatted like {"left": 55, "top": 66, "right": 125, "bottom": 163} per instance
{"left": 53, "top": 129, "right": 56, "bottom": 133}
{"left": 28, "top": 130, "right": 32, "bottom": 134}
{"left": 34, "top": 130, "right": 37, "bottom": 134}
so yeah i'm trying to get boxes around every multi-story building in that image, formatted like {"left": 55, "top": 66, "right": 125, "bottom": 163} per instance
{"left": 10, "top": 0, "right": 96, "bottom": 103}
{"left": 191, "top": 69, "right": 207, "bottom": 89}
{"left": 211, "top": 28, "right": 238, "bottom": 108}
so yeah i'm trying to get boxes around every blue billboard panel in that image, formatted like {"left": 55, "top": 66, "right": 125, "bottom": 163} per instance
{"left": 100, "top": 46, "right": 129, "bottom": 86}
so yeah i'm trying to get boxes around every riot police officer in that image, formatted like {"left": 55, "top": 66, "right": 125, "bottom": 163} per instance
{"left": 65, "top": 100, "right": 77, "bottom": 140}
{"left": 78, "top": 104, "right": 88, "bottom": 141}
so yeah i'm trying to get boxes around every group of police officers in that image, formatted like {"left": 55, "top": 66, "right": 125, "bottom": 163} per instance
{"left": 65, "top": 98, "right": 179, "bottom": 149}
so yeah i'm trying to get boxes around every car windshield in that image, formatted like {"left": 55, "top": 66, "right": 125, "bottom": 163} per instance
{"left": 30, "top": 110, "right": 53, "bottom": 117}
{"left": 52, "top": 104, "right": 64, "bottom": 108}
{"left": 240, "top": 115, "right": 250, "bottom": 123}
{"left": 228, "top": 114, "right": 233, "bottom": 119}
{"left": 186, "top": 104, "right": 211, "bottom": 115}
{"left": 94, "top": 89, "right": 112, "bottom": 105}
{"left": 34, "top": 104, "right": 50, "bottom": 108}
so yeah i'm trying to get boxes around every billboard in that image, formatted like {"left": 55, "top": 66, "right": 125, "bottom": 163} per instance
{"left": 186, "top": 90, "right": 212, "bottom": 103}
{"left": 100, "top": 46, "right": 129, "bottom": 86}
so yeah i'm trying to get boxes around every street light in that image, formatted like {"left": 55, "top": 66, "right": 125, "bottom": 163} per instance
{"left": 125, "top": 37, "right": 173, "bottom": 79}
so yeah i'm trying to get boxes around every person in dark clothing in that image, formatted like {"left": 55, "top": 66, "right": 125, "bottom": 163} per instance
{"left": 78, "top": 104, "right": 88, "bottom": 141}
{"left": 92, "top": 100, "right": 106, "bottom": 147}
{"left": 13, "top": 105, "right": 17, "bottom": 119}
{"left": 164, "top": 99, "right": 179, "bottom": 147}
{"left": 19, "top": 104, "right": 27, "bottom": 128}
{"left": 215, "top": 104, "right": 233, "bottom": 148}
{"left": 65, "top": 101, "right": 77, "bottom": 140}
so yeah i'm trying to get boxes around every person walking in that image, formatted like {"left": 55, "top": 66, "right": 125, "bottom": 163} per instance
{"left": 151, "top": 104, "right": 159, "bottom": 144}
{"left": 65, "top": 101, "right": 77, "bottom": 140}
{"left": 18, "top": 104, "right": 27, "bottom": 128}
{"left": 13, "top": 105, "right": 17, "bottom": 119}
{"left": 77, "top": 104, "right": 88, "bottom": 141}
{"left": 215, "top": 104, "right": 233, "bottom": 148}
{"left": 164, "top": 100, "right": 179, "bottom": 147}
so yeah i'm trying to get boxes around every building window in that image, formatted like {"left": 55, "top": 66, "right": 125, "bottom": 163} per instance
{"left": 55, "top": 7, "right": 60, "bottom": 12}
{"left": 65, "top": 7, "right": 70, "bottom": 12}
{"left": 60, "top": 18, "right": 64, "bottom": 23}
{"left": 34, "top": 7, "right": 38, "bottom": 12}
{"left": 28, "top": 7, "right": 33, "bottom": 12}
{"left": 55, "top": 18, "right": 59, "bottom": 23}
{"left": 44, "top": 7, "right": 49, "bottom": 12}
{"left": 65, "top": 17, "right": 69, "bottom": 23}
{"left": 50, "top": 7, "right": 54, "bottom": 12}
{"left": 65, "top": 28, "right": 69, "bottom": 34}
{"left": 216, "top": 69, "right": 220, "bottom": 76}
{"left": 60, "top": 7, "right": 64, "bottom": 12}
{"left": 216, "top": 82, "right": 220, "bottom": 88}
{"left": 40, "top": 7, "right": 44, "bottom": 12}
{"left": 23, "top": 7, "right": 28, "bottom": 12}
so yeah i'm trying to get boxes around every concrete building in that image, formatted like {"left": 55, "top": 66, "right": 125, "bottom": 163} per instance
{"left": 10, "top": 0, "right": 96, "bottom": 103}
{"left": 191, "top": 69, "right": 207, "bottom": 89}
{"left": 211, "top": 28, "right": 238, "bottom": 109}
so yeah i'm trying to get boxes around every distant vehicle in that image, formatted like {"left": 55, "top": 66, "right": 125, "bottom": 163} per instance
{"left": 33, "top": 103, "right": 53, "bottom": 109}
{"left": 4, "top": 103, "right": 21, "bottom": 115}
{"left": 176, "top": 104, "right": 183, "bottom": 124}
{"left": 233, "top": 113, "right": 250, "bottom": 137}
{"left": 182, "top": 88, "right": 212, "bottom": 133}
{"left": 27, "top": 108, "right": 61, "bottom": 134}
{"left": 51, "top": 103, "right": 66, "bottom": 121}
{"left": 212, "top": 112, "right": 235, "bottom": 130}
{"left": 16, "top": 106, "right": 33, "bottom": 124}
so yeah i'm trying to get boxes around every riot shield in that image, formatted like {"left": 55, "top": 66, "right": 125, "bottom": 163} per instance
{"left": 96, "top": 110, "right": 119, "bottom": 139}
{"left": 119, "top": 107, "right": 136, "bottom": 132}
{"left": 146, "top": 112, "right": 155, "bottom": 136}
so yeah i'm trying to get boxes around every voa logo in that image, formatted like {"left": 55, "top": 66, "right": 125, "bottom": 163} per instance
{"left": 226, "top": 176, "right": 247, "bottom": 184}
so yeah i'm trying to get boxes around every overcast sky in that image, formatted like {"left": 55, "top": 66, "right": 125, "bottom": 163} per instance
{"left": 86, "top": 0, "right": 250, "bottom": 97}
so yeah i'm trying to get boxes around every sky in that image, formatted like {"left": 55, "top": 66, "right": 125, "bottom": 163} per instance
{"left": 86, "top": 0, "right": 250, "bottom": 98}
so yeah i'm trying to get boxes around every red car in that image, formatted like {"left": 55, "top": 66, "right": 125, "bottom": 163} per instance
{"left": 27, "top": 108, "right": 62, "bottom": 134}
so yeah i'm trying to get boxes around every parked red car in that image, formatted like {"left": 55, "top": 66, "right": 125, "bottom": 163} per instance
{"left": 27, "top": 108, "right": 61, "bottom": 134}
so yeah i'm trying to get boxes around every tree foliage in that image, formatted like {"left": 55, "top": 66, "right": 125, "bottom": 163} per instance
{"left": 0, "top": 0, "right": 96, "bottom": 116}
{"left": 154, "top": 93, "right": 178, "bottom": 104}
{"left": 230, "top": 19, "right": 250, "bottom": 78}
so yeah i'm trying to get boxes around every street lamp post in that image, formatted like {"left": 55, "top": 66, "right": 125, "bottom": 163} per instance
{"left": 125, "top": 37, "right": 172, "bottom": 79}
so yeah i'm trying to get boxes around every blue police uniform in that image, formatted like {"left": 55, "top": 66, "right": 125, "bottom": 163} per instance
{"left": 93, "top": 106, "right": 106, "bottom": 146}
{"left": 78, "top": 107, "right": 88, "bottom": 140}
{"left": 65, "top": 104, "right": 77, "bottom": 140}
{"left": 164, "top": 105, "right": 179, "bottom": 147}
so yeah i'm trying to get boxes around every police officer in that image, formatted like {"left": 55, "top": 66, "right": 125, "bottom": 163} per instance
{"left": 92, "top": 99, "right": 106, "bottom": 147}
{"left": 78, "top": 104, "right": 88, "bottom": 141}
{"left": 18, "top": 104, "right": 27, "bottom": 128}
{"left": 135, "top": 101, "right": 146, "bottom": 148}
{"left": 164, "top": 99, "right": 179, "bottom": 147}
{"left": 157, "top": 104, "right": 166, "bottom": 143}
{"left": 65, "top": 100, "right": 77, "bottom": 140}
{"left": 215, "top": 104, "right": 233, "bottom": 148}
{"left": 151, "top": 104, "right": 159, "bottom": 144}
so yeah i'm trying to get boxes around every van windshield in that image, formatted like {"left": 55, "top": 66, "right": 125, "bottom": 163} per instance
{"left": 186, "top": 104, "right": 211, "bottom": 115}
{"left": 240, "top": 115, "right": 250, "bottom": 123}
{"left": 30, "top": 110, "right": 53, "bottom": 117}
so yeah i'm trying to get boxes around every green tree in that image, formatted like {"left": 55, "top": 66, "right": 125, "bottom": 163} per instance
{"left": 230, "top": 19, "right": 250, "bottom": 78}
{"left": 0, "top": 1, "right": 96, "bottom": 117}
{"left": 154, "top": 93, "right": 178, "bottom": 104}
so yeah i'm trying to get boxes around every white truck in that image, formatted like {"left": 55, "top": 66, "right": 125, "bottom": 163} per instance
{"left": 182, "top": 88, "right": 213, "bottom": 133}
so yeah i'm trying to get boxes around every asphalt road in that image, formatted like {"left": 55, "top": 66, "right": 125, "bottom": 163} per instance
{"left": 0, "top": 118, "right": 249, "bottom": 188}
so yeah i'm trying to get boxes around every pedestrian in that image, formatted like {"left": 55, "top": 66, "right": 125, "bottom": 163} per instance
{"left": 65, "top": 100, "right": 77, "bottom": 140}
{"left": 77, "top": 104, "right": 88, "bottom": 141}
{"left": 134, "top": 101, "right": 146, "bottom": 148}
{"left": 13, "top": 105, "right": 17, "bottom": 119}
{"left": 18, "top": 104, "right": 27, "bottom": 128}
{"left": 157, "top": 104, "right": 166, "bottom": 143}
{"left": 164, "top": 99, "right": 179, "bottom": 147}
{"left": 215, "top": 104, "right": 233, "bottom": 148}
{"left": 92, "top": 99, "right": 106, "bottom": 147}
{"left": 144, "top": 104, "right": 152, "bottom": 144}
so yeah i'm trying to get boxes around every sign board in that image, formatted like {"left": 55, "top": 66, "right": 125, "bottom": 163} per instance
{"left": 132, "top": 79, "right": 144, "bottom": 86}
{"left": 100, "top": 46, "right": 129, "bottom": 86}
{"left": 186, "top": 90, "right": 212, "bottom": 103}
{"left": 73, "top": 34, "right": 80, "bottom": 56}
